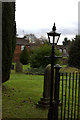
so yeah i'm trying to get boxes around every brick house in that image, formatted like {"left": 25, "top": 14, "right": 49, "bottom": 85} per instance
{"left": 13, "top": 37, "right": 30, "bottom": 62}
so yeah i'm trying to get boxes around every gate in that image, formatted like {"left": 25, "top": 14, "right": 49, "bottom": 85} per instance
{"left": 58, "top": 72, "right": 80, "bottom": 120}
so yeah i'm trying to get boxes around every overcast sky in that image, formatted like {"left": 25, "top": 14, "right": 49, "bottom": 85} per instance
{"left": 16, "top": 0, "right": 79, "bottom": 44}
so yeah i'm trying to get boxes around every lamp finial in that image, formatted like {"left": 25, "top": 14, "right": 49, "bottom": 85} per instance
{"left": 52, "top": 23, "right": 56, "bottom": 31}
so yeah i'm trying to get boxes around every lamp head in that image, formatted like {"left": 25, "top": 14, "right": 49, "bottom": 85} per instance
{"left": 47, "top": 23, "right": 61, "bottom": 44}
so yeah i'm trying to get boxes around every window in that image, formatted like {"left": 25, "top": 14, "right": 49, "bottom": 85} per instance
{"left": 59, "top": 49, "right": 62, "bottom": 53}
{"left": 21, "top": 45, "right": 24, "bottom": 51}
{"left": 63, "top": 49, "right": 67, "bottom": 54}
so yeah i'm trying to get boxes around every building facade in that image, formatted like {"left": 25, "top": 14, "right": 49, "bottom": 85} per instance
{"left": 13, "top": 37, "right": 30, "bottom": 62}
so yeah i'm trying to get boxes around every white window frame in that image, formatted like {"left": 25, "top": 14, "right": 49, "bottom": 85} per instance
{"left": 21, "top": 45, "right": 24, "bottom": 51}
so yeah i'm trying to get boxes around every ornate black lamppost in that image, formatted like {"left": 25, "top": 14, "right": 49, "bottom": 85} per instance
{"left": 47, "top": 23, "right": 61, "bottom": 120}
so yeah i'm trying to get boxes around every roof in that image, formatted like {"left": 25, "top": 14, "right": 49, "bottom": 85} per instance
{"left": 56, "top": 45, "right": 66, "bottom": 49}
{"left": 16, "top": 37, "right": 30, "bottom": 46}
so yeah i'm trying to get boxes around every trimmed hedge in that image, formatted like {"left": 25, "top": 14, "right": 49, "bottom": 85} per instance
{"left": 2, "top": 2, "right": 16, "bottom": 83}
{"left": 20, "top": 47, "right": 29, "bottom": 65}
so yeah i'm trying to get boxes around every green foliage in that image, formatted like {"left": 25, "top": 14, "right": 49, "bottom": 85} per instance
{"left": 63, "top": 37, "right": 71, "bottom": 46}
{"left": 20, "top": 47, "right": 29, "bottom": 65}
{"left": 2, "top": 2, "right": 16, "bottom": 83}
{"left": 24, "top": 67, "right": 44, "bottom": 75}
{"left": 68, "top": 35, "right": 80, "bottom": 69}
{"left": 29, "top": 43, "right": 62, "bottom": 68}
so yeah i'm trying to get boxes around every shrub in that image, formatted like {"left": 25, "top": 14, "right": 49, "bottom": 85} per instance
{"left": 20, "top": 47, "right": 29, "bottom": 65}
{"left": 68, "top": 35, "right": 80, "bottom": 69}
{"left": 29, "top": 43, "right": 62, "bottom": 68}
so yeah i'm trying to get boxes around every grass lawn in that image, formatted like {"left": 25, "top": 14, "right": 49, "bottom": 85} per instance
{"left": 2, "top": 65, "right": 80, "bottom": 119}
{"left": 2, "top": 73, "right": 48, "bottom": 119}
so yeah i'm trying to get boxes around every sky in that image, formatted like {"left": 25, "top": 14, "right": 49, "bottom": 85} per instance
{"left": 16, "top": 0, "right": 80, "bottom": 44}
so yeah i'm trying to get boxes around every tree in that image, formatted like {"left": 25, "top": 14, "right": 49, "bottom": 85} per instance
{"left": 29, "top": 43, "right": 62, "bottom": 68}
{"left": 63, "top": 37, "right": 71, "bottom": 46}
{"left": 2, "top": 2, "right": 16, "bottom": 83}
{"left": 20, "top": 47, "right": 29, "bottom": 65}
{"left": 68, "top": 35, "right": 80, "bottom": 68}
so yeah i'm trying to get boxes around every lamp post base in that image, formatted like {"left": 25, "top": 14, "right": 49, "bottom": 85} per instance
{"left": 37, "top": 97, "right": 50, "bottom": 108}
{"left": 48, "top": 106, "right": 54, "bottom": 120}
{"left": 48, "top": 101, "right": 58, "bottom": 120}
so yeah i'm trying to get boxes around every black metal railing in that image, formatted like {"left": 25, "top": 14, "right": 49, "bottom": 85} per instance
{"left": 58, "top": 72, "right": 80, "bottom": 120}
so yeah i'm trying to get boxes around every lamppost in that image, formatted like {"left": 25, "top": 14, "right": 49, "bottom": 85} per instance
{"left": 47, "top": 23, "right": 61, "bottom": 120}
